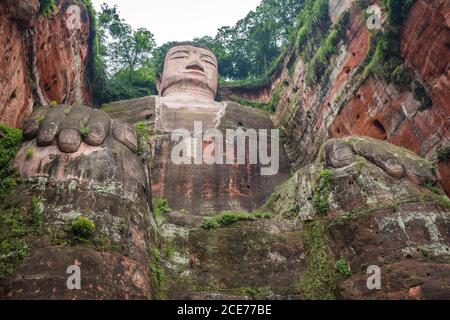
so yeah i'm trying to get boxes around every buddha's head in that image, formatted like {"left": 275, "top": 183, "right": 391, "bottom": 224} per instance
{"left": 157, "top": 43, "right": 218, "bottom": 100}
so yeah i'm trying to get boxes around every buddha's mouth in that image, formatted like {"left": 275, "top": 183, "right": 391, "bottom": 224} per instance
{"left": 183, "top": 70, "right": 206, "bottom": 77}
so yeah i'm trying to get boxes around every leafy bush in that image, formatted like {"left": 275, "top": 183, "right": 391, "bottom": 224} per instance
{"left": 305, "top": 11, "right": 349, "bottom": 86}
{"left": 30, "top": 197, "right": 44, "bottom": 228}
{"left": 0, "top": 238, "right": 30, "bottom": 279}
{"left": 70, "top": 216, "right": 96, "bottom": 240}
{"left": 335, "top": 260, "right": 352, "bottom": 278}
{"left": 295, "top": 0, "right": 331, "bottom": 62}
{"left": 0, "top": 125, "right": 22, "bottom": 201}
{"left": 25, "top": 148, "right": 34, "bottom": 160}
{"left": 437, "top": 146, "right": 450, "bottom": 163}
{"left": 202, "top": 211, "right": 255, "bottom": 230}
{"left": 152, "top": 198, "right": 171, "bottom": 218}
{"left": 363, "top": 0, "right": 417, "bottom": 86}
{"left": 79, "top": 125, "right": 90, "bottom": 139}
{"left": 254, "top": 211, "right": 272, "bottom": 219}
{"left": 202, "top": 217, "right": 219, "bottom": 230}
{"left": 39, "top": 0, "right": 56, "bottom": 17}
{"left": 0, "top": 125, "right": 22, "bottom": 171}
{"left": 424, "top": 183, "right": 441, "bottom": 195}
{"left": 135, "top": 121, "right": 150, "bottom": 154}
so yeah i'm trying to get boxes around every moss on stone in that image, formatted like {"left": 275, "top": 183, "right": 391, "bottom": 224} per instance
{"left": 0, "top": 190, "right": 45, "bottom": 280}
{"left": 312, "top": 169, "right": 334, "bottom": 215}
{"left": 298, "top": 220, "right": 336, "bottom": 300}
{"left": 152, "top": 197, "right": 171, "bottom": 220}
{"left": 135, "top": 121, "right": 150, "bottom": 155}
{"left": 202, "top": 211, "right": 255, "bottom": 230}
{"left": 231, "top": 96, "right": 272, "bottom": 113}
{"left": 149, "top": 247, "right": 169, "bottom": 299}
{"left": 305, "top": 11, "right": 349, "bottom": 86}
{"left": 424, "top": 183, "right": 442, "bottom": 195}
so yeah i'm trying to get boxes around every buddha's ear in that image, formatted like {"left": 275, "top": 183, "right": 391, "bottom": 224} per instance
{"left": 156, "top": 74, "right": 162, "bottom": 96}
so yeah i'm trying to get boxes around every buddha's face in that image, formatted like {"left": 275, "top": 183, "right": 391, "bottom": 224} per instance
{"left": 158, "top": 45, "right": 218, "bottom": 99}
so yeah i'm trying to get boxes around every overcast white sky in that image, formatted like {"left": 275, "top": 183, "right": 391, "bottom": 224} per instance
{"left": 91, "top": 0, "right": 262, "bottom": 46}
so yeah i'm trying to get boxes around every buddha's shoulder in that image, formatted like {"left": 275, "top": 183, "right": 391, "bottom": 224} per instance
{"left": 219, "top": 100, "right": 275, "bottom": 130}
{"left": 101, "top": 95, "right": 157, "bottom": 124}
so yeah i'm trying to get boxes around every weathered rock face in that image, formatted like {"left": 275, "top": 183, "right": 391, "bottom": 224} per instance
{"left": 0, "top": 105, "right": 153, "bottom": 300}
{"left": 1, "top": 0, "right": 449, "bottom": 301}
{"left": 0, "top": 1, "right": 36, "bottom": 128}
{"left": 34, "top": 1, "right": 93, "bottom": 106}
{"left": 157, "top": 137, "right": 450, "bottom": 299}
{"left": 224, "top": 0, "right": 450, "bottom": 195}
{"left": 331, "top": 0, "right": 450, "bottom": 193}
{"left": 0, "top": 0, "right": 93, "bottom": 128}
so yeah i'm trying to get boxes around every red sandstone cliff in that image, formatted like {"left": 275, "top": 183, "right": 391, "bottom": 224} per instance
{"left": 0, "top": 0, "right": 93, "bottom": 128}
{"left": 221, "top": 0, "right": 450, "bottom": 195}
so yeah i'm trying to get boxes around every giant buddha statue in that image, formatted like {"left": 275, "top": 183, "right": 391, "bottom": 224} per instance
{"left": 2, "top": 44, "right": 444, "bottom": 300}
{"left": 2, "top": 43, "right": 291, "bottom": 299}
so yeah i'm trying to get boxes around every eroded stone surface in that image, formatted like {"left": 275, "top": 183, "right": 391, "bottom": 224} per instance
{"left": 259, "top": 136, "right": 450, "bottom": 299}
{"left": 0, "top": 0, "right": 93, "bottom": 128}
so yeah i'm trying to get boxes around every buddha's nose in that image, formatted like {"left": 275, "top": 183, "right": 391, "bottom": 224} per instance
{"left": 185, "top": 60, "right": 205, "bottom": 72}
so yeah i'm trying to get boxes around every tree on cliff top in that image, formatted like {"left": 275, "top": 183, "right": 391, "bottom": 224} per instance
{"left": 187, "top": 0, "right": 305, "bottom": 81}
{"left": 97, "top": 3, "right": 157, "bottom": 104}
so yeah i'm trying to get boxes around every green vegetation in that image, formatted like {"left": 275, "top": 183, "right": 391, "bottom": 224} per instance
{"left": 335, "top": 260, "right": 352, "bottom": 278}
{"left": 181, "top": 0, "right": 305, "bottom": 81}
{"left": 25, "top": 148, "right": 33, "bottom": 160}
{"left": 0, "top": 125, "right": 22, "bottom": 201}
{"left": 312, "top": 169, "right": 334, "bottom": 214}
{"left": 230, "top": 97, "right": 271, "bottom": 113}
{"left": 0, "top": 194, "right": 45, "bottom": 280}
{"left": 0, "top": 238, "right": 30, "bottom": 280}
{"left": 294, "top": 0, "right": 330, "bottom": 61}
{"left": 30, "top": 196, "right": 44, "bottom": 230}
{"left": 49, "top": 100, "right": 58, "bottom": 108}
{"left": 79, "top": 125, "right": 90, "bottom": 139}
{"left": 305, "top": 12, "right": 349, "bottom": 86}
{"left": 202, "top": 210, "right": 273, "bottom": 230}
{"left": 80, "top": 0, "right": 108, "bottom": 106}
{"left": 424, "top": 183, "right": 441, "bottom": 195}
{"left": 149, "top": 247, "right": 168, "bottom": 299}
{"left": 95, "top": 4, "right": 157, "bottom": 104}
{"left": 0, "top": 126, "right": 42, "bottom": 279}
{"left": 238, "top": 287, "right": 273, "bottom": 299}
{"left": 135, "top": 121, "right": 150, "bottom": 154}
{"left": 0, "top": 125, "right": 22, "bottom": 171}
{"left": 358, "top": 0, "right": 430, "bottom": 107}
{"left": 268, "top": 84, "right": 283, "bottom": 113}
{"left": 435, "top": 195, "right": 450, "bottom": 209}
{"left": 254, "top": 211, "right": 273, "bottom": 219}
{"left": 39, "top": 0, "right": 56, "bottom": 17}
{"left": 436, "top": 146, "right": 450, "bottom": 163}
{"left": 202, "top": 211, "right": 255, "bottom": 230}
{"left": 230, "top": 83, "right": 282, "bottom": 113}
{"left": 298, "top": 220, "right": 336, "bottom": 299}
{"left": 366, "top": 0, "right": 415, "bottom": 74}
{"left": 70, "top": 216, "right": 96, "bottom": 242}
{"left": 152, "top": 198, "right": 171, "bottom": 218}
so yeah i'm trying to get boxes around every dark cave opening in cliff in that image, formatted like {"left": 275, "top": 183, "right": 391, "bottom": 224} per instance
{"left": 373, "top": 119, "right": 387, "bottom": 140}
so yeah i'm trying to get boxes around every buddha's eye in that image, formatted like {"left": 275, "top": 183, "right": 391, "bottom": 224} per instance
{"left": 171, "top": 55, "right": 188, "bottom": 60}
{"left": 202, "top": 59, "right": 216, "bottom": 67}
